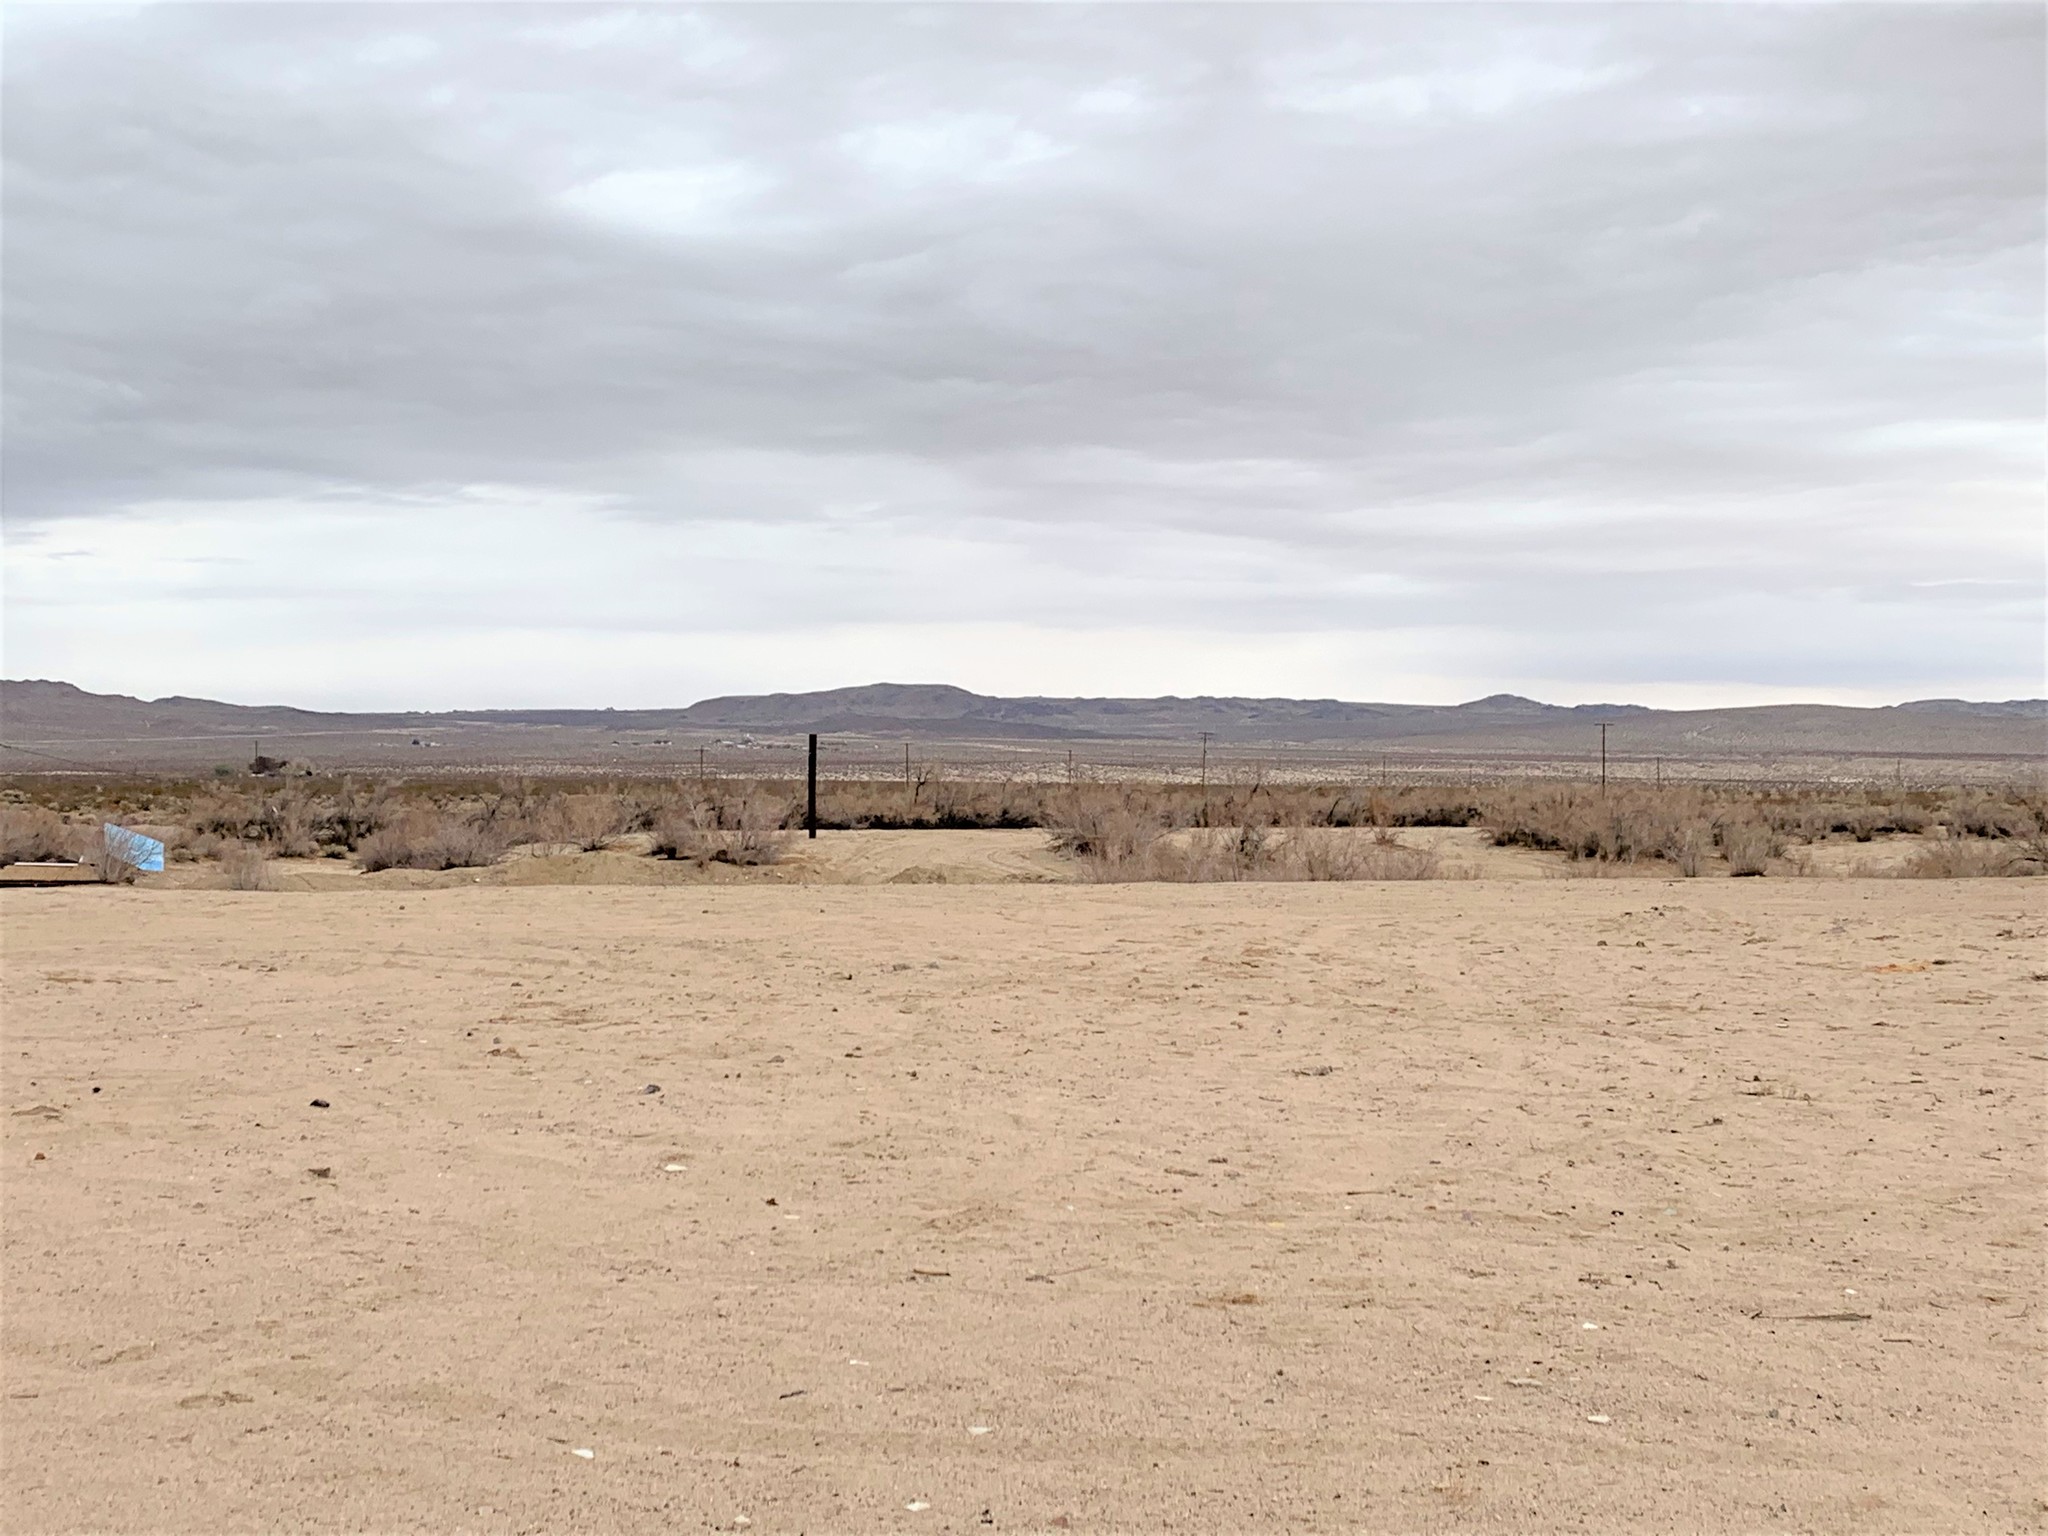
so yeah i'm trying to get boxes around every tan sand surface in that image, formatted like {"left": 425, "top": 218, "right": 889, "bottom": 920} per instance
{"left": 3, "top": 874, "right": 2043, "bottom": 1533}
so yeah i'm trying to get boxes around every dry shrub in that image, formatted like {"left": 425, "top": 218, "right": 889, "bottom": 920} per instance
{"left": 0, "top": 806, "right": 76, "bottom": 866}
{"left": 1719, "top": 819, "right": 1777, "bottom": 876}
{"left": 478, "top": 777, "right": 542, "bottom": 836}
{"left": 1058, "top": 812, "right": 1443, "bottom": 883}
{"left": 1669, "top": 821, "right": 1715, "bottom": 877}
{"left": 1937, "top": 794, "right": 2043, "bottom": 840}
{"left": 1486, "top": 786, "right": 1718, "bottom": 866}
{"left": 184, "top": 789, "right": 292, "bottom": 854}
{"left": 1278, "top": 828, "right": 1442, "bottom": 882}
{"left": 255, "top": 787, "right": 319, "bottom": 858}
{"left": 222, "top": 846, "right": 274, "bottom": 890}
{"left": 543, "top": 791, "right": 629, "bottom": 851}
{"left": 85, "top": 824, "right": 144, "bottom": 884}
{"left": 817, "top": 777, "right": 1486, "bottom": 834}
{"left": 326, "top": 779, "right": 396, "bottom": 851}
{"left": 1894, "top": 840, "right": 2042, "bottom": 878}
{"left": 650, "top": 796, "right": 788, "bottom": 866}
{"left": 188, "top": 791, "right": 259, "bottom": 840}
{"left": 357, "top": 810, "right": 508, "bottom": 872}
{"left": 168, "top": 828, "right": 217, "bottom": 863}
{"left": 1046, "top": 790, "right": 1164, "bottom": 865}
{"left": 18, "top": 774, "right": 2047, "bottom": 882}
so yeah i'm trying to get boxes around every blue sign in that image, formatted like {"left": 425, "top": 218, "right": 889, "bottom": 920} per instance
{"left": 103, "top": 823, "right": 166, "bottom": 873}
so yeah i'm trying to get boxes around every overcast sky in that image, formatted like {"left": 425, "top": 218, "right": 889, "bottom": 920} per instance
{"left": 3, "top": 3, "right": 2041, "bottom": 709}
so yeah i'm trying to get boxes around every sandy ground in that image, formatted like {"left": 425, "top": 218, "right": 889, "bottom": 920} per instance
{"left": 3, "top": 868, "right": 2043, "bottom": 1533}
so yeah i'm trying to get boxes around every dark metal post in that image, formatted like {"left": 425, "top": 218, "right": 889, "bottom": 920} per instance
{"left": 806, "top": 734, "right": 818, "bottom": 839}
{"left": 1198, "top": 731, "right": 1212, "bottom": 788}
{"left": 1600, "top": 723, "right": 1608, "bottom": 790}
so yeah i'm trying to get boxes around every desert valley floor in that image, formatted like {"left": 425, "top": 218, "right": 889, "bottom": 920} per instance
{"left": 4, "top": 868, "right": 2043, "bottom": 1533}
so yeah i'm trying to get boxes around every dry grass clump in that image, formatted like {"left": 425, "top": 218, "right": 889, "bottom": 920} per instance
{"left": 357, "top": 811, "right": 508, "bottom": 872}
{"left": 649, "top": 795, "right": 789, "bottom": 866}
{"left": 0, "top": 806, "right": 77, "bottom": 866}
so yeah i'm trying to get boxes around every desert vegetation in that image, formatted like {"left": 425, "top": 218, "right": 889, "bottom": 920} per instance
{"left": 1, "top": 771, "right": 2041, "bottom": 881}
{"left": 1046, "top": 790, "right": 1443, "bottom": 881}
{"left": 0, "top": 805, "right": 77, "bottom": 866}
{"left": 648, "top": 793, "right": 788, "bottom": 866}
{"left": 357, "top": 809, "right": 510, "bottom": 872}
{"left": 220, "top": 846, "right": 274, "bottom": 891}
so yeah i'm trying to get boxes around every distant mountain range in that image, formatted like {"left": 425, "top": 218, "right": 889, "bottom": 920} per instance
{"left": 3, "top": 679, "right": 2043, "bottom": 767}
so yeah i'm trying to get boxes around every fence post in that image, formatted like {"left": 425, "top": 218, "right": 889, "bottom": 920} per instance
{"left": 807, "top": 734, "right": 818, "bottom": 839}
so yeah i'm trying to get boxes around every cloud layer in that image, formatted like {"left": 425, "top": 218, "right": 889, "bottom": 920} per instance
{"left": 4, "top": 4, "right": 2041, "bottom": 706}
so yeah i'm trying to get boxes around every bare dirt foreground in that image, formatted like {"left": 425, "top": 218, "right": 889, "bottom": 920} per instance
{"left": 3, "top": 876, "right": 2043, "bottom": 1534}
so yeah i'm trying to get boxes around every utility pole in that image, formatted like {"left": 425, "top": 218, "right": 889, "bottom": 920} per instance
{"left": 904, "top": 742, "right": 911, "bottom": 792}
{"left": 698, "top": 745, "right": 705, "bottom": 781}
{"left": 1066, "top": 748, "right": 1074, "bottom": 785}
{"left": 1600, "top": 723, "right": 1609, "bottom": 791}
{"left": 1656, "top": 755, "right": 1663, "bottom": 789}
{"left": 806, "top": 734, "right": 818, "bottom": 839}
{"left": 1199, "top": 731, "right": 1213, "bottom": 789}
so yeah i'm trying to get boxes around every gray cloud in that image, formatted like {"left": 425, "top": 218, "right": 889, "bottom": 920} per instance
{"left": 3, "top": 3, "right": 2040, "bottom": 704}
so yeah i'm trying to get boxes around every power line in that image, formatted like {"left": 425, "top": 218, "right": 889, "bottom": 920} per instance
{"left": 0, "top": 740, "right": 114, "bottom": 771}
